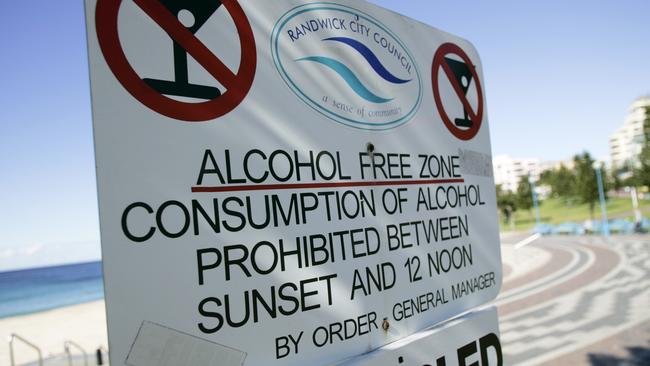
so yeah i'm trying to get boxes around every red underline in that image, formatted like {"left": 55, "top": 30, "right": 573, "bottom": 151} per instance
{"left": 191, "top": 178, "right": 466, "bottom": 193}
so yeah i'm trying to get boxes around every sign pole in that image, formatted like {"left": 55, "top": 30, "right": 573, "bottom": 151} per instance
{"left": 595, "top": 166, "right": 610, "bottom": 237}
{"left": 631, "top": 187, "right": 642, "bottom": 226}
{"left": 529, "top": 174, "right": 541, "bottom": 228}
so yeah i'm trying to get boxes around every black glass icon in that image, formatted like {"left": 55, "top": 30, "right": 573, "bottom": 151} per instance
{"left": 444, "top": 57, "right": 474, "bottom": 128}
{"left": 143, "top": 1, "right": 223, "bottom": 100}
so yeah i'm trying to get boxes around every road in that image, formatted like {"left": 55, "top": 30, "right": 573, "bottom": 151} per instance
{"left": 496, "top": 234, "right": 650, "bottom": 365}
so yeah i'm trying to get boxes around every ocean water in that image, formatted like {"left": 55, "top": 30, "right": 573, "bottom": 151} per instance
{"left": 0, "top": 261, "right": 104, "bottom": 319}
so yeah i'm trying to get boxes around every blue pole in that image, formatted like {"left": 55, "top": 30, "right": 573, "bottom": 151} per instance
{"left": 529, "top": 174, "right": 541, "bottom": 227}
{"left": 595, "top": 167, "right": 610, "bottom": 237}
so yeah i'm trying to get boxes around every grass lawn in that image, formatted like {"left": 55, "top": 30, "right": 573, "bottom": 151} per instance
{"left": 501, "top": 196, "right": 650, "bottom": 232}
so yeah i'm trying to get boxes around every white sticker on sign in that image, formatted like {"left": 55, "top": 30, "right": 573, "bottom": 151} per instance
{"left": 84, "top": 0, "right": 502, "bottom": 365}
{"left": 126, "top": 322, "right": 246, "bottom": 366}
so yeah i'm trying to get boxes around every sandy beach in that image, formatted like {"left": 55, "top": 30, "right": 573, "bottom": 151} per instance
{"left": 1, "top": 301, "right": 108, "bottom": 366}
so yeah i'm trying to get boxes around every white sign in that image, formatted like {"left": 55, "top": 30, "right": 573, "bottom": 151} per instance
{"left": 338, "top": 307, "right": 502, "bottom": 366}
{"left": 85, "top": 0, "right": 502, "bottom": 365}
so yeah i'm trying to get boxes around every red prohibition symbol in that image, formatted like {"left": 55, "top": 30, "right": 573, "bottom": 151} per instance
{"left": 431, "top": 43, "right": 484, "bottom": 141}
{"left": 95, "top": 0, "right": 257, "bottom": 122}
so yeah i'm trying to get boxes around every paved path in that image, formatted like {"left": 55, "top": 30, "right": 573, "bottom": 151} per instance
{"left": 496, "top": 235, "right": 650, "bottom": 365}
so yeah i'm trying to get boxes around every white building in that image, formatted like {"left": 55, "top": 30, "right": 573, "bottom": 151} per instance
{"left": 610, "top": 97, "right": 650, "bottom": 169}
{"left": 493, "top": 155, "right": 541, "bottom": 192}
{"left": 539, "top": 159, "right": 575, "bottom": 172}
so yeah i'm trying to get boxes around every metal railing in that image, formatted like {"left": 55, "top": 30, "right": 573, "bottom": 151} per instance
{"left": 8, "top": 334, "right": 43, "bottom": 366}
{"left": 64, "top": 341, "right": 88, "bottom": 366}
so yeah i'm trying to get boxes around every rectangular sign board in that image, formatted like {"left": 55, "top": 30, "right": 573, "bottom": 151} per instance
{"left": 338, "top": 307, "right": 502, "bottom": 366}
{"left": 85, "top": 0, "right": 502, "bottom": 365}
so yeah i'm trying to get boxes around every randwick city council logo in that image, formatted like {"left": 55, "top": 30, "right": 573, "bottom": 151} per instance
{"left": 272, "top": 3, "right": 422, "bottom": 131}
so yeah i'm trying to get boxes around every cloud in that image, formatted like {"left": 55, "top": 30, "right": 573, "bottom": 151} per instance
{"left": 0, "top": 248, "right": 16, "bottom": 259}
{"left": 0, "top": 240, "right": 101, "bottom": 272}
{"left": 22, "top": 243, "right": 45, "bottom": 256}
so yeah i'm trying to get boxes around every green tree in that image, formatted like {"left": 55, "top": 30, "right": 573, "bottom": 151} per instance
{"left": 573, "top": 152, "right": 600, "bottom": 219}
{"left": 496, "top": 184, "right": 517, "bottom": 227}
{"left": 633, "top": 107, "right": 650, "bottom": 188}
{"left": 544, "top": 165, "right": 575, "bottom": 200}
{"left": 516, "top": 175, "right": 534, "bottom": 213}
{"left": 609, "top": 163, "right": 624, "bottom": 191}
{"left": 636, "top": 144, "right": 650, "bottom": 188}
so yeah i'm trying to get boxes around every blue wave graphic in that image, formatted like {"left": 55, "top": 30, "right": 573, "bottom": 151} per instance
{"left": 297, "top": 56, "right": 393, "bottom": 104}
{"left": 324, "top": 37, "right": 411, "bottom": 84}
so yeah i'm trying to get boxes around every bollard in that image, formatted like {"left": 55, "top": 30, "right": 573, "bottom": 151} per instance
{"left": 96, "top": 348, "right": 103, "bottom": 365}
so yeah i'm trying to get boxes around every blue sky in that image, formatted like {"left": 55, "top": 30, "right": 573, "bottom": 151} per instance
{"left": 1, "top": 0, "right": 649, "bottom": 271}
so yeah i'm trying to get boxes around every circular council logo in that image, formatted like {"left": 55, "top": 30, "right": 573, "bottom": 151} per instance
{"left": 272, "top": 3, "right": 422, "bottom": 131}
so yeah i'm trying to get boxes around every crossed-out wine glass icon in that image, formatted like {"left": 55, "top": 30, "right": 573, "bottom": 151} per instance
{"left": 143, "top": 0, "right": 223, "bottom": 100}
